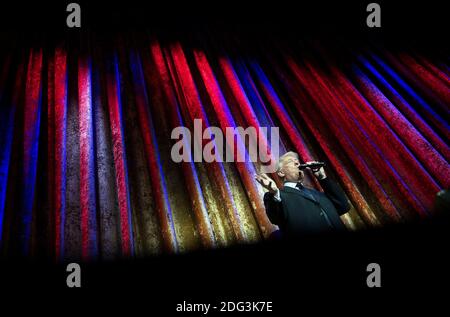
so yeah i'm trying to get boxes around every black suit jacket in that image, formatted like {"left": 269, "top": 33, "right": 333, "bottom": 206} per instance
{"left": 264, "top": 178, "right": 350, "bottom": 236}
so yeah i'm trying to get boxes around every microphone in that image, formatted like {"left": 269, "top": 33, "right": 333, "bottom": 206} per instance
{"left": 298, "top": 162, "right": 326, "bottom": 170}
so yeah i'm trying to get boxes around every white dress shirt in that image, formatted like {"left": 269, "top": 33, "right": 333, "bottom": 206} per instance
{"left": 273, "top": 182, "right": 300, "bottom": 202}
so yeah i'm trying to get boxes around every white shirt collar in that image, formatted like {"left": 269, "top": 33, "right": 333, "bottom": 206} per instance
{"left": 284, "top": 182, "right": 300, "bottom": 189}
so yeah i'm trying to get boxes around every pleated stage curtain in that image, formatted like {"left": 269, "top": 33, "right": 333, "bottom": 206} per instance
{"left": 0, "top": 32, "right": 448, "bottom": 261}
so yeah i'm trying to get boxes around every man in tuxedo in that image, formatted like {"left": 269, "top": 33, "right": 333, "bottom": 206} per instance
{"left": 255, "top": 151, "right": 350, "bottom": 237}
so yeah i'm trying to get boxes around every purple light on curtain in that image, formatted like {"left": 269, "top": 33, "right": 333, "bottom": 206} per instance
{"left": 0, "top": 34, "right": 448, "bottom": 261}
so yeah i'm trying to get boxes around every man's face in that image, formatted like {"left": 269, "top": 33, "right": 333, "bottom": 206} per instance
{"left": 278, "top": 156, "right": 303, "bottom": 182}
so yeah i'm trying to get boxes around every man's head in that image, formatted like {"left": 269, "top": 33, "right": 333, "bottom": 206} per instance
{"left": 276, "top": 151, "right": 303, "bottom": 182}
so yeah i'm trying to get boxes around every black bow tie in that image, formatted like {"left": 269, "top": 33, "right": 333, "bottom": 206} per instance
{"left": 296, "top": 182, "right": 304, "bottom": 190}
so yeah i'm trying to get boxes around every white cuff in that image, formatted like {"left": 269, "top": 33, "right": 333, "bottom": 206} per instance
{"left": 273, "top": 189, "right": 282, "bottom": 202}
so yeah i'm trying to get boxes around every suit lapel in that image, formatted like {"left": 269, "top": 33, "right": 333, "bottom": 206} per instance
{"left": 281, "top": 186, "right": 318, "bottom": 204}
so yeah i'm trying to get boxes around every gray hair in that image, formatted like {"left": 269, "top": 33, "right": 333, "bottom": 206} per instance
{"left": 276, "top": 151, "right": 299, "bottom": 172}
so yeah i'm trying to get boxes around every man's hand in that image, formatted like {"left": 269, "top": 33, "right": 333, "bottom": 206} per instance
{"left": 255, "top": 173, "right": 278, "bottom": 194}
{"left": 305, "top": 161, "right": 327, "bottom": 180}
